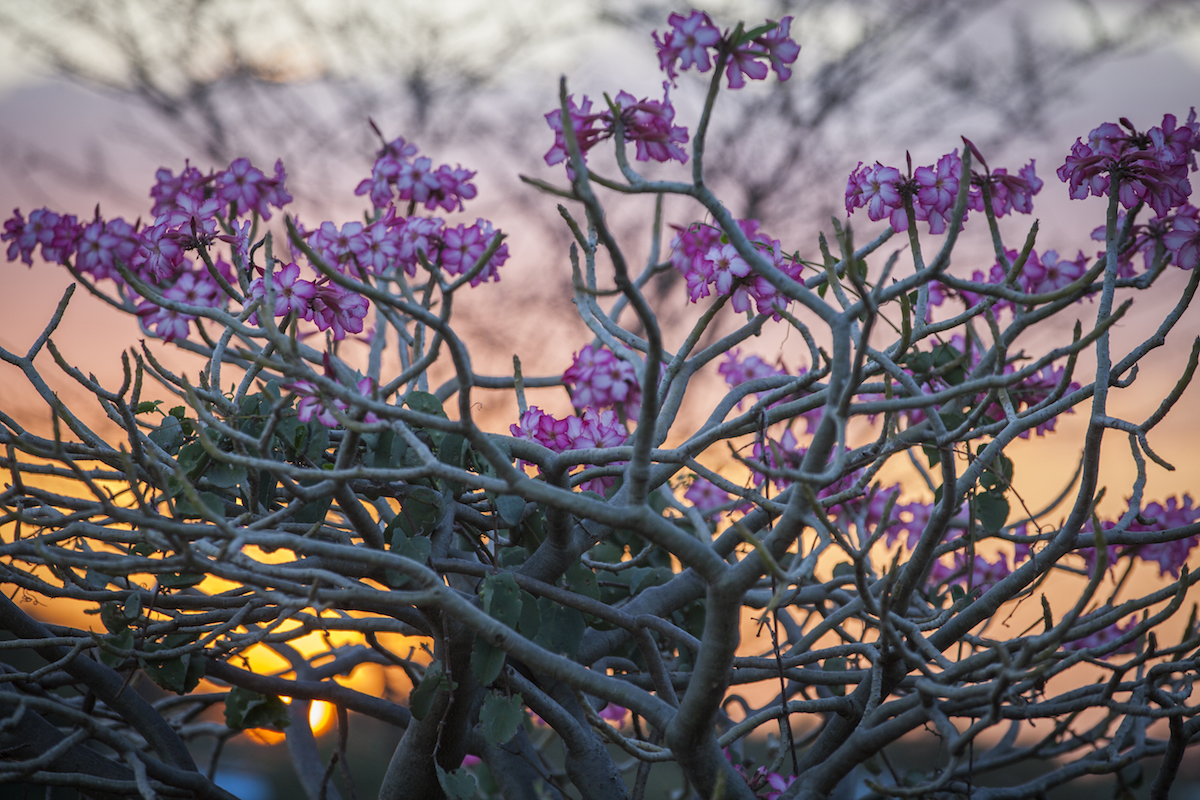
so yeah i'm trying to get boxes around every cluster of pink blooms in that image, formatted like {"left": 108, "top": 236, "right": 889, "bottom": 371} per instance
{"left": 684, "top": 476, "right": 731, "bottom": 517}
{"left": 561, "top": 345, "right": 643, "bottom": 417}
{"left": 1057, "top": 113, "right": 1200, "bottom": 274}
{"left": 957, "top": 248, "right": 1091, "bottom": 310}
{"left": 669, "top": 220, "right": 805, "bottom": 316}
{"left": 1057, "top": 112, "right": 1198, "bottom": 216}
{"left": 724, "top": 749, "right": 795, "bottom": 800}
{"left": 247, "top": 261, "right": 370, "bottom": 341}
{"left": 284, "top": 354, "right": 380, "bottom": 429}
{"left": 301, "top": 212, "right": 507, "bottom": 287}
{"left": 1091, "top": 205, "right": 1200, "bottom": 275}
{"left": 544, "top": 85, "right": 690, "bottom": 173}
{"left": 1127, "top": 495, "right": 1200, "bottom": 577}
{"left": 846, "top": 146, "right": 1043, "bottom": 234}
{"left": 509, "top": 406, "right": 629, "bottom": 494}
{"left": 1062, "top": 616, "right": 1139, "bottom": 655}
{"left": 543, "top": 11, "right": 800, "bottom": 175}
{"left": 653, "top": 10, "right": 800, "bottom": 89}
{"left": 3, "top": 156, "right": 294, "bottom": 341}
{"left": 928, "top": 551, "right": 1013, "bottom": 594}
{"left": 354, "top": 135, "right": 477, "bottom": 214}
{"left": 303, "top": 135, "right": 506, "bottom": 287}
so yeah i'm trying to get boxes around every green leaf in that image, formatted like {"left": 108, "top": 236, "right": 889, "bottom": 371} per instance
{"left": 629, "top": 566, "right": 672, "bottom": 595}
{"left": 735, "top": 21, "right": 777, "bottom": 45}
{"left": 177, "top": 442, "right": 207, "bottom": 477}
{"left": 405, "top": 391, "right": 448, "bottom": 419}
{"left": 98, "top": 628, "right": 134, "bottom": 667}
{"left": 371, "top": 429, "right": 407, "bottom": 469}
{"left": 480, "top": 573, "right": 523, "bottom": 629}
{"left": 159, "top": 571, "right": 206, "bottom": 589}
{"left": 434, "top": 764, "right": 477, "bottom": 800}
{"left": 564, "top": 561, "right": 600, "bottom": 601}
{"left": 517, "top": 590, "right": 541, "bottom": 639}
{"left": 975, "top": 491, "right": 1010, "bottom": 534}
{"left": 224, "top": 686, "right": 290, "bottom": 731}
{"left": 922, "top": 444, "right": 941, "bottom": 468}
{"left": 174, "top": 491, "right": 225, "bottom": 520}
{"left": 824, "top": 656, "right": 847, "bottom": 696}
{"left": 87, "top": 570, "right": 115, "bottom": 589}
{"left": 141, "top": 646, "right": 205, "bottom": 695}
{"left": 135, "top": 400, "right": 162, "bottom": 415}
{"left": 479, "top": 691, "right": 525, "bottom": 747}
{"left": 495, "top": 495, "right": 526, "bottom": 528}
{"left": 389, "top": 487, "right": 444, "bottom": 539}
{"left": 534, "top": 598, "right": 584, "bottom": 658}
{"left": 386, "top": 530, "right": 433, "bottom": 588}
{"left": 937, "top": 410, "right": 966, "bottom": 432}
{"left": 409, "top": 661, "right": 448, "bottom": 721}
{"left": 122, "top": 593, "right": 142, "bottom": 621}
{"left": 99, "top": 601, "right": 126, "bottom": 634}
{"left": 438, "top": 433, "right": 467, "bottom": 468}
{"left": 206, "top": 460, "right": 247, "bottom": 489}
{"left": 303, "top": 422, "right": 330, "bottom": 461}
{"left": 148, "top": 417, "right": 184, "bottom": 454}
{"left": 470, "top": 636, "right": 507, "bottom": 686}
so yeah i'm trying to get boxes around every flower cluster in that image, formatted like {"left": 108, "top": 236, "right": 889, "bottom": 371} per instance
{"left": 247, "top": 263, "right": 370, "bottom": 341}
{"left": 1058, "top": 112, "right": 1199, "bottom": 217}
{"left": 3, "top": 156, "right": 294, "bottom": 341}
{"left": 562, "top": 345, "right": 643, "bottom": 417}
{"left": 509, "top": 406, "right": 629, "bottom": 494}
{"left": 684, "top": 477, "right": 731, "bottom": 517}
{"left": 928, "top": 552, "right": 1012, "bottom": 594}
{"left": 846, "top": 147, "right": 1043, "bottom": 233}
{"left": 1062, "top": 616, "right": 1139, "bottom": 655}
{"left": 544, "top": 84, "right": 690, "bottom": 173}
{"left": 725, "top": 749, "right": 796, "bottom": 800}
{"left": 653, "top": 10, "right": 800, "bottom": 88}
{"left": 302, "top": 213, "right": 507, "bottom": 286}
{"left": 354, "top": 135, "right": 477, "bottom": 213}
{"left": 669, "top": 220, "right": 805, "bottom": 316}
{"left": 1126, "top": 495, "right": 1200, "bottom": 578}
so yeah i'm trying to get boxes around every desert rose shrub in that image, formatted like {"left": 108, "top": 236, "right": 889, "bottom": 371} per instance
{"left": 2, "top": 10, "right": 1200, "bottom": 800}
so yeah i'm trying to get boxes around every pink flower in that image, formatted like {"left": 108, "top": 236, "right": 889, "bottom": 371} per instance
{"left": 1023, "top": 249, "right": 1088, "bottom": 294}
{"left": 653, "top": 10, "right": 721, "bottom": 82}
{"left": 685, "top": 477, "right": 729, "bottom": 517}
{"left": 310, "top": 282, "right": 369, "bottom": 341}
{"left": 1063, "top": 616, "right": 1138, "bottom": 656}
{"left": 724, "top": 42, "right": 769, "bottom": 90}
{"left": 439, "top": 219, "right": 509, "bottom": 285}
{"left": 76, "top": 218, "right": 139, "bottom": 282}
{"left": 597, "top": 703, "right": 627, "bottom": 728}
{"left": 248, "top": 262, "right": 316, "bottom": 323}
{"left": 150, "top": 161, "right": 208, "bottom": 217}
{"left": 563, "top": 345, "right": 642, "bottom": 416}
{"left": 132, "top": 220, "right": 185, "bottom": 283}
{"left": 756, "top": 17, "right": 801, "bottom": 81}
{"left": 509, "top": 406, "right": 629, "bottom": 494}
{"left": 307, "top": 221, "right": 366, "bottom": 273}
{"left": 705, "top": 242, "right": 752, "bottom": 295}
{"left": 291, "top": 380, "right": 339, "bottom": 429}
{"left": 218, "top": 158, "right": 267, "bottom": 218}
{"left": 393, "top": 216, "right": 444, "bottom": 276}
{"left": 395, "top": 157, "right": 443, "bottom": 207}
{"left": 1164, "top": 213, "right": 1200, "bottom": 270}
{"left": 613, "top": 84, "right": 690, "bottom": 164}
{"left": 350, "top": 219, "right": 401, "bottom": 275}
